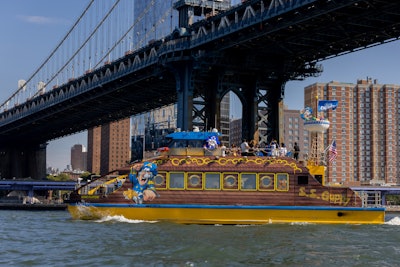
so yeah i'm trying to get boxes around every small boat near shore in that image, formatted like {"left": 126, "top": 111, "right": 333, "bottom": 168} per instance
{"left": 67, "top": 129, "right": 385, "bottom": 224}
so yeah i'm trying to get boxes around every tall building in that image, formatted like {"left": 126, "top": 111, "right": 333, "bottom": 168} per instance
{"left": 229, "top": 117, "right": 242, "bottom": 147}
{"left": 133, "top": 0, "right": 178, "bottom": 49}
{"left": 220, "top": 93, "right": 230, "bottom": 146}
{"left": 132, "top": 1, "right": 232, "bottom": 46}
{"left": 87, "top": 126, "right": 102, "bottom": 174}
{"left": 131, "top": 104, "right": 177, "bottom": 161}
{"left": 87, "top": 118, "right": 131, "bottom": 176}
{"left": 100, "top": 118, "right": 131, "bottom": 175}
{"left": 282, "top": 109, "right": 307, "bottom": 161}
{"left": 70, "top": 144, "right": 87, "bottom": 171}
{"left": 305, "top": 78, "right": 400, "bottom": 186}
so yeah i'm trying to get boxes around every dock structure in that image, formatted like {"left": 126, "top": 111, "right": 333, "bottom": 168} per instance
{"left": 350, "top": 186, "right": 400, "bottom": 209}
{"left": 0, "top": 203, "right": 67, "bottom": 210}
{"left": 0, "top": 180, "right": 77, "bottom": 210}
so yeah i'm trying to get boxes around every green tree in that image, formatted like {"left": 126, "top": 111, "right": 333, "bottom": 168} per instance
{"left": 386, "top": 195, "right": 400, "bottom": 205}
{"left": 80, "top": 171, "right": 92, "bottom": 180}
{"left": 47, "top": 173, "right": 71, "bottom": 181}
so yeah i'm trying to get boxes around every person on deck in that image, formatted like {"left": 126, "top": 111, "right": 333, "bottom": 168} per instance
{"left": 280, "top": 143, "right": 287, "bottom": 157}
{"left": 293, "top": 142, "right": 300, "bottom": 160}
{"left": 270, "top": 139, "right": 279, "bottom": 157}
{"left": 240, "top": 139, "right": 250, "bottom": 156}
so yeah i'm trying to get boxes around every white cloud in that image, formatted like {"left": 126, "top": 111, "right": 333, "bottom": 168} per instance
{"left": 17, "top": 15, "right": 68, "bottom": 25}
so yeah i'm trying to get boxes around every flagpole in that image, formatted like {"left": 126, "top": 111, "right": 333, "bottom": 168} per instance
{"left": 323, "top": 140, "right": 334, "bottom": 161}
{"left": 323, "top": 140, "right": 334, "bottom": 153}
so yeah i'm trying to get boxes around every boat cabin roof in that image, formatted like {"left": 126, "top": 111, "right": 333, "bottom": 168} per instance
{"left": 166, "top": 131, "right": 221, "bottom": 148}
{"left": 166, "top": 131, "right": 220, "bottom": 140}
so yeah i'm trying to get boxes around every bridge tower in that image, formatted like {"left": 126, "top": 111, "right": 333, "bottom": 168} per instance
{"left": 172, "top": 0, "right": 234, "bottom": 134}
{"left": 171, "top": 1, "right": 298, "bottom": 144}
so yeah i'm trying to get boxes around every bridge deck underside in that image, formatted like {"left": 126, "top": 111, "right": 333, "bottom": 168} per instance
{"left": 1, "top": 0, "right": 400, "bottom": 146}
{"left": 0, "top": 69, "right": 177, "bottom": 146}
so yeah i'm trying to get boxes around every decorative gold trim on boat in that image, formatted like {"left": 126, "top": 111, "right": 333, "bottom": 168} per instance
{"left": 165, "top": 157, "right": 302, "bottom": 172}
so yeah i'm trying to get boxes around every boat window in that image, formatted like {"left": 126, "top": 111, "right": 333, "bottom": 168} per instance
{"left": 314, "top": 175, "right": 323, "bottom": 184}
{"left": 187, "top": 172, "right": 203, "bottom": 189}
{"left": 241, "top": 173, "right": 256, "bottom": 190}
{"left": 188, "top": 140, "right": 203, "bottom": 148}
{"left": 171, "top": 140, "right": 186, "bottom": 148}
{"left": 297, "top": 175, "right": 308, "bottom": 185}
{"left": 259, "top": 173, "right": 275, "bottom": 191}
{"left": 223, "top": 173, "right": 239, "bottom": 190}
{"left": 169, "top": 172, "right": 185, "bottom": 189}
{"left": 276, "top": 173, "right": 289, "bottom": 191}
{"left": 154, "top": 172, "right": 167, "bottom": 189}
{"left": 205, "top": 173, "right": 221, "bottom": 189}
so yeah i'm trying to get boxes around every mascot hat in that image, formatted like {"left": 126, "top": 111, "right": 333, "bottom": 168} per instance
{"left": 140, "top": 161, "right": 158, "bottom": 176}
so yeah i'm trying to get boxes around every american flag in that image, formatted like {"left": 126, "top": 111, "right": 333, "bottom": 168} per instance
{"left": 328, "top": 140, "right": 337, "bottom": 162}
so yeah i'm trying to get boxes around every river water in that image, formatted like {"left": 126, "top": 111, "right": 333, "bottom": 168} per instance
{"left": 1, "top": 210, "right": 399, "bottom": 267}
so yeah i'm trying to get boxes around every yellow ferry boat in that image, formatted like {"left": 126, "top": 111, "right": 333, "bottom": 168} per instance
{"left": 67, "top": 129, "right": 385, "bottom": 224}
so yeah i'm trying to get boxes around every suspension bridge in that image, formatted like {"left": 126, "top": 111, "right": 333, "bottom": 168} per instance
{"left": 1, "top": 0, "right": 400, "bottom": 179}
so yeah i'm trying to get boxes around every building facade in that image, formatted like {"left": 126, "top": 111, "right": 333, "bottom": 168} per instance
{"left": 70, "top": 144, "right": 87, "bottom": 171}
{"left": 100, "top": 118, "right": 131, "bottom": 175}
{"left": 220, "top": 93, "right": 231, "bottom": 146}
{"left": 87, "top": 118, "right": 131, "bottom": 176}
{"left": 282, "top": 109, "right": 307, "bottom": 161}
{"left": 131, "top": 104, "right": 177, "bottom": 162}
{"left": 305, "top": 78, "right": 400, "bottom": 186}
{"left": 133, "top": 0, "right": 178, "bottom": 49}
{"left": 229, "top": 117, "right": 242, "bottom": 147}
{"left": 87, "top": 126, "right": 102, "bottom": 174}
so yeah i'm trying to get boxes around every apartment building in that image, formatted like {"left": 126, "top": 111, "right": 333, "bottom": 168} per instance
{"left": 305, "top": 78, "right": 400, "bottom": 186}
{"left": 87, "top": 118, "right": 131, "bottom": 176}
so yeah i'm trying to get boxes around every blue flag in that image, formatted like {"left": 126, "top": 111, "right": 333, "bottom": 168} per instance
{"left": 318, "top": 100, "right": 338, "bottom": 112}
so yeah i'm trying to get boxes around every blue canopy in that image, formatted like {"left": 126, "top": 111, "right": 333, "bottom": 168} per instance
{"left": 166, "top": 131, "right": 220, "bottom": 141}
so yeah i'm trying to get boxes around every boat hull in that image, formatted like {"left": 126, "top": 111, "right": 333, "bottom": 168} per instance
{"left": 67, "top": 203, "right": 385, "bottom": 224}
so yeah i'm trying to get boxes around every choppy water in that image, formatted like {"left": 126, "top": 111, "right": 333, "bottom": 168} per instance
{"left": 0, "top": 210, "right": 399, "bottom": 267}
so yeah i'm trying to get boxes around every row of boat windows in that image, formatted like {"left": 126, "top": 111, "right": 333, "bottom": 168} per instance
{"left": 153, "top": 172, "right": 293, "bottom": 191}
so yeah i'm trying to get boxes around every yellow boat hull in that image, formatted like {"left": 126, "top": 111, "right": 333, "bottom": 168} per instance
{"left": 67, "top": 204, "right": 385, "bottom": 224}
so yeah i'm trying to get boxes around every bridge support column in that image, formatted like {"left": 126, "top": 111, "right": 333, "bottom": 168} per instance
{"left": 0, "top": 143, "right": 46, "bottom": 180}
{"left": 265, "top": 80, "right": 286, "bottom": 144}
{"left": 204, "top": 76, "right": 221, "bottom": 131}
{"left": 175, "top": 63, "right": 194, "bottom": 131}
{"left": 241, "top": 80, "right": 258, "bottom": 142}
{"left": 238, "top": 77, "right": 286, "bottom": 144}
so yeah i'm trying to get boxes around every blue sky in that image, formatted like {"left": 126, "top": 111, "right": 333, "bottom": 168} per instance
{"left": 1, "top": 0, "right": 400, "bottom": 170}
{"left": 0, "top": 0, "right": 90, "bottom": 170}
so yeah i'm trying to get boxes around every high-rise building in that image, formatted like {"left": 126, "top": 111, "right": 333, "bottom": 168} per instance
{"left": 229, "top": 117, "right": 242, "bottom": 147}
{"left": 131, "top": 104, "right": 177, "bottom": 161}
{"left": 100, "top": 118, "right": 131, "bottom": 175}
{"left": 132, "top": 1, "right": 232, "bottom": 46}
{"left": 87, "top": 118, "right": 131, "bottom": 176}
{"left": 87, "top": 126, "right": 102, "bottom": 174}
{"left": 133, "top": 0, "right": 178, "bottom": 49}
{"left": 71, "top": 144, "right": 87, "bottom": 171}
{"left": 220, "top": 93, "right": 230, "bottom": 146}
{"left": 282, "top": 109, "right": 307, "bottom": 161}
{"left": 305, "top": 78, "right": 400, "bottom": 186}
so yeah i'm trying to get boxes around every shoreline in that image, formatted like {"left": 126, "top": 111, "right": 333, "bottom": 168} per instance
{"left": 0, "top": 203, "right": 67, "bottom": 211}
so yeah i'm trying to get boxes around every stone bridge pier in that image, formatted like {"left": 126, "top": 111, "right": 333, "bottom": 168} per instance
{"left": 0, "top": 143, "right": 46, "bottom": 180}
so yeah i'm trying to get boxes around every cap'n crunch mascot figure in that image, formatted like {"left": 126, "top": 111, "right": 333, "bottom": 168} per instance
{"left": 128, "top": 161, "right": 158, "bottom": 204}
